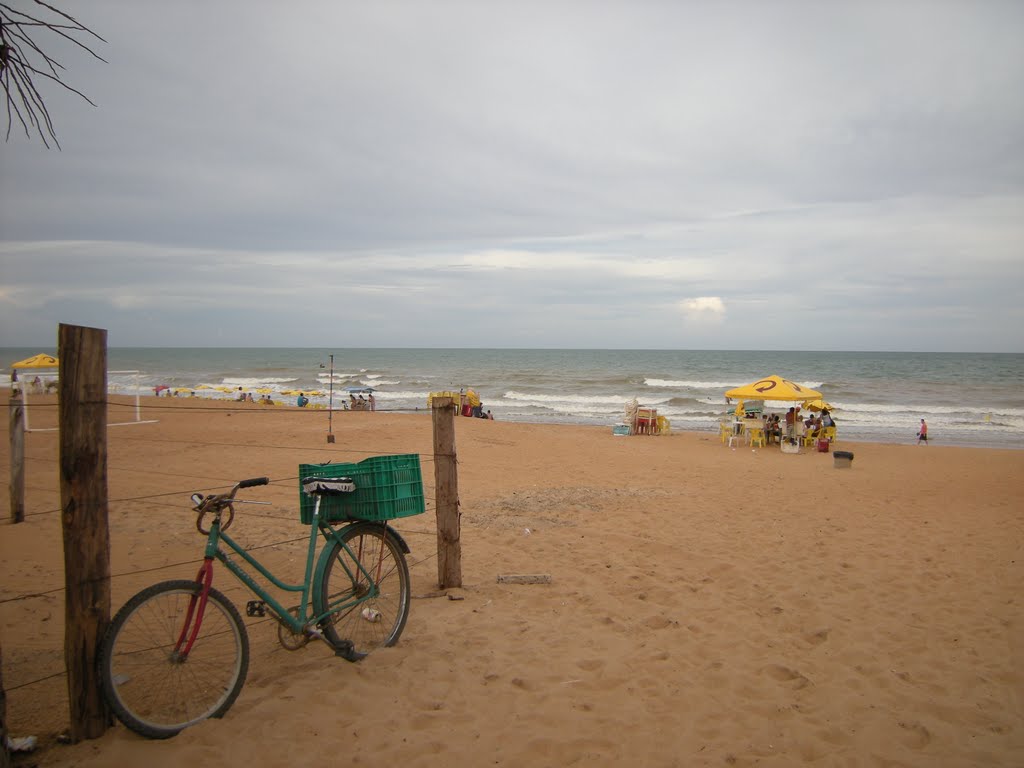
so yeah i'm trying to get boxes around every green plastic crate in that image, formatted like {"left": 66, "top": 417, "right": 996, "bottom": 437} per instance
{"left": 298, "top": 454, "right": 425, "bottom": 524}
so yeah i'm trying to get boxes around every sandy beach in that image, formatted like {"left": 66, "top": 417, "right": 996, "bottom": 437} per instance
{"left": 2, "top": 393, "right": 1022, "bottom": 767}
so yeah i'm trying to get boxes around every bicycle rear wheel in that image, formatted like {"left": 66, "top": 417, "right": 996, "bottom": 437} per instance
{"left": 99, "top": 579, "right": 249, "bottom": 739}
{"left": 317, "top": 523, "right": 411, "bottom": 654}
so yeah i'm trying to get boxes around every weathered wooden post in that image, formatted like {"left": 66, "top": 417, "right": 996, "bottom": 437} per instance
{"left": 58, "top": 323, "right": 111, "bottom": 741}
{"left": 8, "top": 387, "right": 25, "bottom": 524}
{"left": 431, "top": 396, "right": 462, "bottom": 588}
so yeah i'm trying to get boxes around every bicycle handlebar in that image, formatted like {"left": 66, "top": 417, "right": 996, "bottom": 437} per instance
{"left": 193, "top": 477, "right": 269, "bottom": 534}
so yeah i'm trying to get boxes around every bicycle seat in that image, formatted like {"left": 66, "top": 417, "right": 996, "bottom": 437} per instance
{"left": 302, "top": 477, "right": 356, "bottom": 496}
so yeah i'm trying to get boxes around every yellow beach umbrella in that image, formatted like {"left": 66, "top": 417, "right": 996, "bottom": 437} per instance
{"left": 725, "top": 375, "right": 821, "bottom": 402}
{"left": 803, "top": 398, "right": 834, "bottom": 412}
{"left": 11, "top": 353, "right": 59, "bottom": 369}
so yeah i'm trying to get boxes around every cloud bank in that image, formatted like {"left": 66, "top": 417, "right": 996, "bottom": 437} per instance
{"left": 1, "top": 1, "right": 1022, "bottom": 351}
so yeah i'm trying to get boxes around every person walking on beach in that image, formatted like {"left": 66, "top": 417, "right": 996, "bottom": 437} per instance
{"left": 917, "top": 418, "right": 928, "bottom": 445}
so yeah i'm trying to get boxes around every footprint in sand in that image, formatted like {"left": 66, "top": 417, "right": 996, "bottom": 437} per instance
{"left": 762, "top": 664, "right": 811, "bottom": 690}
{"left": 642, "top": 615, "right": 674, "bottom": 630}
{"left": 898, "top": 720, "right": 932, "bottom": 749}
{"left": 804, "top": 627, "right": 831, "bottom": 646}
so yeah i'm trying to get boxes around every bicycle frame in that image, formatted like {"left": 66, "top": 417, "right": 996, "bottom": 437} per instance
{"left": 198, "top": 498, "right": 384, "bottom": 636}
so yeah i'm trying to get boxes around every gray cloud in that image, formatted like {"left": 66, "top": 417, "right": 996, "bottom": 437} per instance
{"left": 1, "top": 0, "right": 1022, "bottom": 351}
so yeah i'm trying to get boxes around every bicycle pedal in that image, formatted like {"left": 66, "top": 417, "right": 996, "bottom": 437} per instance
{"left": 246, "top": 600, "right": 267, "bottom": 617}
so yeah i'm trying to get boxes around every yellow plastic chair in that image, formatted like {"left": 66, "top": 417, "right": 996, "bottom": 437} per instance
{"left": 802, "top": 429, "right": 818, "bottom": 447}
{"left": 823, "top": 426, "right": 837, "bottom": 443}
{"left": 718, "top": 422, "right": 732, "bottom": 444}
{"left": 747, "top": 427, "right": 766, "bottom": 448}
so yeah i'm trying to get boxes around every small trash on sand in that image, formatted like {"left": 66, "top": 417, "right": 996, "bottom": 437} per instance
{"left": 7, "top": 735, "right": 38, "bottom": 752}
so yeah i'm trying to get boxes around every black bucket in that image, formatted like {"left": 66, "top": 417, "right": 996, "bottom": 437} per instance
{"left": 833, "top": 450, "right": 854, "bottom": 468}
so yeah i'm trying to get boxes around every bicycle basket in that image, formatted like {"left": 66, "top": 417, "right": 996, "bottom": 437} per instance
{"left": 298, "top": 454, "right": 425, "bottom": 524}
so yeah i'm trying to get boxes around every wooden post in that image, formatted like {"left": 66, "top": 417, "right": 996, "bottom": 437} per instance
{"left": 58, "top": 324, "right": 111, "bottom": 741}
{"left": 8, "top": 388, "right": 25, "bottom": 524}
{"left": 431, "top": 397, "right": 462, "bottom": 588}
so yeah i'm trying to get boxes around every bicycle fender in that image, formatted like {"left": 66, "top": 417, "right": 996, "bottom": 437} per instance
{"left": 383, "top": 524, "right": 411, "bottom": 555}
{"left": 340, "top": 521, "right": 409, "bottom": 554}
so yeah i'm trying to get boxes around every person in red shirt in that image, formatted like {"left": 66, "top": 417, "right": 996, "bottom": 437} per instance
{"left": 917, "top": 419, "right": 928, "bottom": 445}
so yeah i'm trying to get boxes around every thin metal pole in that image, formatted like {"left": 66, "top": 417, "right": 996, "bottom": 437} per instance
{"left": 134, "top": 371, "right": 141, "bottom": 422}
{"left": 327, "top": 354, "right": 335, "bottom": 443}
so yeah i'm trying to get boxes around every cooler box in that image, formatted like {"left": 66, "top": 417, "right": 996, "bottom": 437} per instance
{"left": 780, "top": 439, "right": 800, "bottom": 454}
{"left": 612, "top": 423, "right": 631, "bottom": 436}
{"left": 834, "top": 451, "right": 854, "bottom": 468}
{"left": 816, "top": 438, "right": 831, "bottom": 453}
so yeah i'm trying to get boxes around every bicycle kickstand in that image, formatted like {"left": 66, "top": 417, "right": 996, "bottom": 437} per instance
{"left": 304, "top": 625, "right": 367, "bottom": 663}
{"left": 332, "top": 639, "right": 367, "bottom": 663}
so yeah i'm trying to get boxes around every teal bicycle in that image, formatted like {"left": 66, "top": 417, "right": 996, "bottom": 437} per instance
{"left": 98, "top": 455, "right": 425, "bottom": 739}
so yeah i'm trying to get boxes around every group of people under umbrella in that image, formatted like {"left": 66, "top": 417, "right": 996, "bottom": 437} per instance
{"left": 723, "top": 375, "right": 837, "bottom": 448}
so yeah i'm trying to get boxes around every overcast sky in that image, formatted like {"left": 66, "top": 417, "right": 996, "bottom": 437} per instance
{"left": 2, "top": 1, "right": 1022, "bottom": 351}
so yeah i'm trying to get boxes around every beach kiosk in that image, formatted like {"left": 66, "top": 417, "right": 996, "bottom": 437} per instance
{"left": 724, "top": 375, "right": 823, "bottom": 452}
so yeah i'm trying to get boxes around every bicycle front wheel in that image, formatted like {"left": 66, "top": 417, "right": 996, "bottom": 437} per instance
{"left": 317, "top": 523, "right": 411, "bottom": 654}
{"left": 99, "top": 579, "right": 249, "bottom": 739}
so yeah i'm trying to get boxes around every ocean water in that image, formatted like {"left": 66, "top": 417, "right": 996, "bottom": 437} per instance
{"left": 3, "top": 347, "right": 1023, "bottom": 450}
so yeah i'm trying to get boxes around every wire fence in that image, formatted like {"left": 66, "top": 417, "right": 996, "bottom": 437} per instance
{"left": 1, "top": 401, "right": 449, "bottom": 700}
{"left": 13, "top": 398, "right": 435, "bottom": 417}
